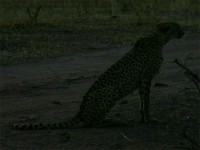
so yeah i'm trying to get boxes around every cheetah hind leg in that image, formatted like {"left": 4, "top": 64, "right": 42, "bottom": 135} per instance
{"left": 88, "top": 86, "right": 128, "bottom": 128}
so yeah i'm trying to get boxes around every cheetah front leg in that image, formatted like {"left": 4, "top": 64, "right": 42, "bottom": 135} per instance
{"left": 139, "top": 77, "right": 152, "bottom": 123}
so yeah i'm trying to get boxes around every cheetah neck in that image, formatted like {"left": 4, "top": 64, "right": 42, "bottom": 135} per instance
{"left": 151, "top": 31, "right": 170, "bottom": 46}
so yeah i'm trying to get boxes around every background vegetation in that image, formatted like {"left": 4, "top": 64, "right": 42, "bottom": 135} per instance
{"left": 0, "top": 0, "right": 199, "bottom": 65}
{"left": 0, "top": 0, "right": 199, "bottom": 26}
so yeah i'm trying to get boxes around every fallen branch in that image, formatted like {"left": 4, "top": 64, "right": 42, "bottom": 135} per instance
{"left": 119, "top": 132, "right": 134, "bottom": 142}
{"left": 186, "top": 75, "right": 200, "bottom": 93}
{"left": 180, "top": 127, "right": 200, "bottom": 150}
{"left": 183, "top": 53, "right": 193, "bottom": 66}
{"left": 174, "top": 59, "right": 200, "bottom": 93}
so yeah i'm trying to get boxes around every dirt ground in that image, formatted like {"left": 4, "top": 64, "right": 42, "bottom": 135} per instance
{"left": 0, "top": 30, "right": 199, "bottom": 150}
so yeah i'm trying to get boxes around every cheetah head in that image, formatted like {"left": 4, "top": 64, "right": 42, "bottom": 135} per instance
{"left": 156, "top": 22, "right": 184, "bottom": 40}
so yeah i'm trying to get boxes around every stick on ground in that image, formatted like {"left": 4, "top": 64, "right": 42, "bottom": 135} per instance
{"left": 174, "top": 59, "right": 200, "bottom": 93}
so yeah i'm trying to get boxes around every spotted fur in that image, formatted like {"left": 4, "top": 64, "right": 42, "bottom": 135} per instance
{"left": 13, "top": 22, "right": 184, "bottom": 130}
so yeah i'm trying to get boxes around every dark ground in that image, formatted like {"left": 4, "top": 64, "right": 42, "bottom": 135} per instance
{"left": 0, "top": 28, "right": 199, "bottom": 150}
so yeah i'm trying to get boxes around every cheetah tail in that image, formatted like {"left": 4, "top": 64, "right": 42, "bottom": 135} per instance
{"left": 12, "top": 115, "right": 81, "bottom": 130}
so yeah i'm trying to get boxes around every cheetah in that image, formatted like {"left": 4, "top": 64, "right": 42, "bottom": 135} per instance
{"left": 13, "top": 22, "right": 184, "bottom": 130}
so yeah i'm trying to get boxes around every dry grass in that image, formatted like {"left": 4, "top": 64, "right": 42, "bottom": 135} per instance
{"left": 0, "top": 0, "right": 199, "bottom": 65}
